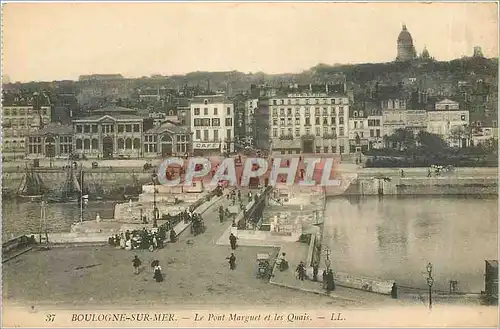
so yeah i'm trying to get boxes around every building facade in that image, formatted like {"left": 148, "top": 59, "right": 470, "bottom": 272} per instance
{"left": 382, "top": 97, "right": 408, "bottom": 137}
{"left": 2, "top": 93, "right": 52, "bottom": 159}
{"left": 427, "top": 99, "right": 469, "bottom": 147}
{"left": 245, "top": 98, "right": 259, "bottom": 145}
{"left": 190, "top": 95, "right": 234, "bottom": 155}
{"left": 143, "top": 122, "right": 192, "bottom": 158}
{"left": 72, "top": 114, "right": 150, "bottom": 159}
{"left": 255, "top": 93, "right": 350, "bottom": 155}
{"left": 348, "top": 107, "right": 369, "bottom": 153}
{"left": 25, "top": 124, "right": 73, "bottom": 159}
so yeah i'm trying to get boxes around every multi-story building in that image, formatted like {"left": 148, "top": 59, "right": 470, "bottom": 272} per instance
{"left": 143, "top": 122, "right": 192, "bottom": 158}
{"left": 72, "top": 105, "right": 153, "bottom": 159}
{"left": 25, "top": 124, "right": 73, "bottom": 159}
{"left": 365, "top": 103, "right": 384, "bottom": 149}
{"left": 254, "top": 92, "right": 350, "bottom": 155}
{"left": 245, "top": 98, "right": 258, "bottom": 145}
{"left": 427, "top": 99, "right": 469, "bottom": 147}
{"left": 190, "top": 95, "right": 234, "bottom": 155}
{"left": 381, "top": 97, "right": 408, "bottom": 137}
{"left": 2, "top": 92, "right": 52, "bottom": 159}
{"left": 348, "top": 106, "right": 369, "bottom": 153}
{"left": 233, "top": 94, "right": 248, "bottom": 144}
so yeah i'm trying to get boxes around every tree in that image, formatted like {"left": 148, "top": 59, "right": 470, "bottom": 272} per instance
{"left": 391, "top": 128, "right": 415, "bottom": 151}
{"left": 417, "top": 131, "right": 448, "bottom": 152}
{"left": 449, "top": 125, "right": 470, "bottom": 148}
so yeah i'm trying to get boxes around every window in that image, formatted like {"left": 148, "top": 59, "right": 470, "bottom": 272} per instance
{"left": 125, "top": 124, "right": 132, "bottom": 133}
{"left": 354, "top": 121, "right": 358, "bottom": 128}
{"left": 280, "top": 118, "right": 285, "bottom": 126}
{"left": 315, "top": 146, "right": 321, "bottom": 153}
{"left": 273, "top": 119, "right": 278, "bottom": 126}
{"left": 133, "top": 124, "right": 140, "bottom": 132}
{"left": 125, "top": 138, "right": 132, "bottom": 149}
{"left": 323, "top": 118, "right": 328, "bottom": 125}
{"left": 84, "top": 125, "right": 90, "bottom": 133}
{"left": 461, "top": 115, "right": 466, "bottom": 121}
{"left": 203, "top": 130, "right": 209, "bottom": 140}
{"left": 84, "top": 139, "right": 90, "bottom": 149}
{"left": 118, "top": 125, "right": 124, "bottom": 133}
{"left": 315, "top": 117, "right": 320, "bottom": 125}
{"left": 370, "top": 129, "right": 374, "bottom": 137}
{"left": 213, "top": 108, "right": 218, "bottom": 115}
{"left": 287, "top": 118, "right": 292, "bottom": 126}
{"left": 353, "top": 111, "right": 358, "bottom": 117}
{"left": 331, "top": 117, "right": 336, "bottom": 125}
{"left": 91, "top": 139, "right": 98, "bottom": 150}
{"left": 376, "top": 129, "right": 380, "bottom": 137}
{"left": 76, "top": 139, "right": 82, "bottom": 149}
{"left": 339, "top": 117, "right": 344, "bottom": 125}
{"left": 324, "top": 147, "right": 329, "bottom": 153}
{"left": 323, "top": 108, "right": 328, "bottom": 116}
{"left": 272, "top": 108, "right": 278, "bottom": 116}
{"left": 359, "top": 111, "right": 364, "bottom": 117}
{"left": 204, "top": 99, "right": 208, "bottom": 105}
{"left": 194, "top": 108, "right": 200, "bottom": 115}
{"left": 280, "top": 128, "right": 285, "bottom": 136}
{"left": 195, "top": 130, "right": 201, "bottom": 139}
{"left": 295, "top": 118, "right": 300, "bottom": 125}
{"left": 295, "top": 108, "right": 300, "bottom": 116}
{"left": 273, "top": 128, "right": 278, "bottom": 137}
{"left": 225, "top": 118, "right": 232, "bottom": 127}
{"left": 91, "top": 125, "right": 98, "bottom": 133}
{"left": 295, "top": 128, "right": 300, "bottom": 137}
{"left": 315, "top": 127, "right": 320, "bottom": 136}
{"left": 227, "top": 107, "right": 231, "bottom": 115}
{"left": 287, "top": 108, "right": 292, "bottom": 116}
{"left": 214, "top": 130, "right": 219, "bottom": 141}
{"left": 305, "top": 117, "right": 310, "bottom": 125}
{"left": 339, "top": 127, "right": 344, "bottom": 136}
{"left": 280, "top": 108, "right": 285, "bottom": 116}
{"left": 287, "top": 128, "right": 292, "bottom": 135}
{"left": 204, "top": 108, "right": 208, "bottom": 115}
{"left": 315, "top": 108, "right": 320, "bottom": 116}
{"left": 305, "top": 108, "right": 310, "bottom": 115}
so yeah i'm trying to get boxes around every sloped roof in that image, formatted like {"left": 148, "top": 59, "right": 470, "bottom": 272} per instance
{"left": 93, "top": 104, "right": 136, "bottom": 113}
{"left": 73, "top": 114, "right": 144, "bottom": 122}
{"left": 145, "top": 123, "right": 190, "bottom": 134}
{"left": 32, "top": 123, "right": 73, "bottom": 136}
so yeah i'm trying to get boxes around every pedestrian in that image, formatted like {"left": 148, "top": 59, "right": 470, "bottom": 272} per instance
{"left": 229, "top": 233, "right": 237, "bottom": 250}
{"left": 170, "top": 229, "right": 177, "bottom": 243}
{"left": 312, "top": 262, "right": 319, "bottom": 281}
{"left": 326, "top": 269, "right": 336, "bottom": 292}
{"left": 226, "top": 253, "right": 236, "bottom": 270}
{"left": 219, "top": 206, "right": 224, "bottom": 223}
{"left": 237, "top": 190, "right": 241, "bottom": 202}
{"left": 391, "top": 282, "right": 398, "bottom": 299}
{"left": 401, "top": 169, "right": 404, "bottom": 177}
{"left": 322, "top": 270, "right": 328, "bottom": 289}
{"left": 132, "top": 255, "right": 141, "bottom": 275}
{"left": 296, "top": 261, "right": 306, "bottom": 281}
{"left": 153, "top": 263, "right": 163, "bottom": 282}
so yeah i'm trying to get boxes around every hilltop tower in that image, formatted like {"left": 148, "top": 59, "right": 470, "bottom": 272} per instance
{"left": 396, "top": 24, "right": 417, "bottom": 62}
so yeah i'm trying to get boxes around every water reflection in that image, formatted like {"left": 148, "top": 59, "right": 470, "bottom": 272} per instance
{"left": 323, "top": 195, "right": 498, "bottom": 293}
{"left": 2, "top": 200, "right": 117, "bottom": 240}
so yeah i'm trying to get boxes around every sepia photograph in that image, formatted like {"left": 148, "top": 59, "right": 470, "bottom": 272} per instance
{"left": 1, "top": 1, "right": 499, "bottom": 327}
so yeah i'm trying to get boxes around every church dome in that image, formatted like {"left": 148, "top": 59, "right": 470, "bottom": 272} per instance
{"left": 397, "top": 24, "right": 413, "bottom": 44}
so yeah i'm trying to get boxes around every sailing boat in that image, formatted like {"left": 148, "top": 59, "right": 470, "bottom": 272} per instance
{"left": 17, "top": 165, "right": 45, "bottom": 201}
{"left": 46, "top": 165, "right": 81, "bottom": 203}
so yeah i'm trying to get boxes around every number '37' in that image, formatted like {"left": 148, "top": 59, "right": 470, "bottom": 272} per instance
{"left": 45, "top": 314, "right": 56, "bottom": 322}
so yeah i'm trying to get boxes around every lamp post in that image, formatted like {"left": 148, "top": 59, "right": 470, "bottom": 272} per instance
{"left": 324, "top": 246, "right": 331, "bottom": 271}
{"left": 426, "top": 262, "right": 434, "bottom": 310}
{"left": 152, "top": 173, "right": 158, "bottom": 228}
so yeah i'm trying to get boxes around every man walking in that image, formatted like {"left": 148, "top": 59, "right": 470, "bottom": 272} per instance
{"left": 296, "top": 261, "right": 306, "bottom": 281}
{"left": 132, "top": 255, "right": 141, "bottom": 275}
{"left": 229, "top": 233, "right": 237, "bottom": 250}
{"left": 226, "top": 253, "right": 236, "bottom": 270}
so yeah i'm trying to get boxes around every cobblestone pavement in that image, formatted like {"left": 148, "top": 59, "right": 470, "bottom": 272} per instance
{"left": 3, "top": 194, "right": 357, "bottom": 308}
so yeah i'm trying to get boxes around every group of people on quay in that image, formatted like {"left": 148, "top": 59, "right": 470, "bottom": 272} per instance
{"left": 109, "top": 228, "right": 171, "bottom": 251}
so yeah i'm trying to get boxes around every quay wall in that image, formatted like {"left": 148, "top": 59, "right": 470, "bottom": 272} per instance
{"left": 341, "top": 176, "right": 498, "bottom": 196}
{"left": 2, "top": 169, "right": 155, "bottom": 194}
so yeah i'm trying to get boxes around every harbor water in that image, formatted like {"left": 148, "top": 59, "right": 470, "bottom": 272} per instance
{"left": 1, "top": 200, "right": 117, "bottom": 240}
{"left": 323, "top": 195, "right": 498, "bottom": 293}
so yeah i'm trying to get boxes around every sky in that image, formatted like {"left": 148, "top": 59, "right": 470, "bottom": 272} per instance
{"left": 2, "top": 2, "right": 498, "bottom": 82}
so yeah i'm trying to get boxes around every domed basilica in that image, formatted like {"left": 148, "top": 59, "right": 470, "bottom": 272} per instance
{"left": 396, "top": 24, "right": 417, "bottom": 61}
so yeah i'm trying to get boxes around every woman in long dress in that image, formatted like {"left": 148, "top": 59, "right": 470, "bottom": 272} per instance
{"left": 153, "top": 264, "right": 163, "bottom": 282}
